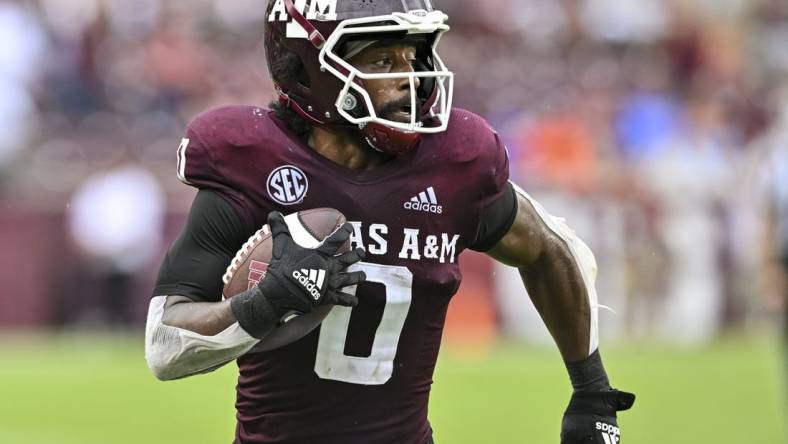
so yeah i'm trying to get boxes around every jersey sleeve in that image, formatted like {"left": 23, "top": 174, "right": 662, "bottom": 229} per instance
{"left": 175, "top": 108, "right": 261, "bottom": 228}
{"left": 153, "top": 190, "right": 257, "bottom": 302}
{"left": 467, "top": 123, "right": 514, "bottom": 251}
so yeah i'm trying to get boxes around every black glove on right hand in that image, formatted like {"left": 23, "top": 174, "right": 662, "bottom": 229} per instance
{"left": 260, "top": 211, "right": 366, "bottom": 315}
{"left": 231, "top": 211, "right": 366, "bottom": 338}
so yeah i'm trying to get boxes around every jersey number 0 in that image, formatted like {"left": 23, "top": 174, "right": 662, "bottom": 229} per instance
{"left": 314, "top": 263, "right": 413, "bottom": 385}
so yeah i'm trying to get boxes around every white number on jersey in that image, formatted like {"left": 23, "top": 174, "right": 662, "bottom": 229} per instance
{"left": 314, "top": 263, "right": 412, "bottom": 385}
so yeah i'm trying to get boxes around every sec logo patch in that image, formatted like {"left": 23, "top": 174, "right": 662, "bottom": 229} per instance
{"left": 267, "top": 165, "right": 308, "bottom": 205}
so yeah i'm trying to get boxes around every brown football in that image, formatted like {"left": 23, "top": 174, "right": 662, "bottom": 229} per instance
{"left": 222, "top": 208, "right": 348, "bottom": 351}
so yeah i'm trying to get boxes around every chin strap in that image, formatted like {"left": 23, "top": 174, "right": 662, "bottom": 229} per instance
{"left": 363, "top": 122, "right": 422, "bottom": 156}
{"left": 283, "top": 0, "right": 326, "bottom": 49}
{"left": 277, "top": 88, "right": 326, "bottom": 125}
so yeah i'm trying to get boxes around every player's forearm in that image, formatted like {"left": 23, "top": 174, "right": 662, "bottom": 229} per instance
{"left": 144, "top": 296, "right": 260, "bottom": 381}
{"left": 161, "top": 295, "right": 237, "bottom": 336}
{"left": 519, "top": 236, "right": 591, "bottom": 363}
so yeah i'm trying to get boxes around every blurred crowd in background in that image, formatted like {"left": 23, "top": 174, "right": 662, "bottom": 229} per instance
{"left": 1, "top": 0, "right": 786, "bottom": 345}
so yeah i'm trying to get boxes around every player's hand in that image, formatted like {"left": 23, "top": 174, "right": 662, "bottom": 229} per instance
{"left": 259, "top": 211, "right": 366, "bottom": 316}
{"left": 560, "top": 389, "right": 635, "bottom": 443}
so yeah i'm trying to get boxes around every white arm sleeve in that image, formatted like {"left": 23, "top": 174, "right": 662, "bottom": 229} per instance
{"left": 144, "top": 296, "right": 260, "bottom": 381}
{"left": 511, "top": 181, "right": 600, "bottom": 355}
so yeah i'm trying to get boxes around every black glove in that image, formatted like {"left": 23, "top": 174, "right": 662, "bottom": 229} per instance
{"left": 231, "top": 211, "right": 366, "bottom": 338}
{"left": 261, "top": 211, "right": 366, "bottom": 313}
{"left": 560, "top": 389, "right": 635, "bottom": 443}
{"left": 561, "top": 350, "right": 635, "bottom": 443}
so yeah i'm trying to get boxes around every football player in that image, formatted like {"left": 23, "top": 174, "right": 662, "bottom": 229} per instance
{"left": 145, "top": 1, "right": 635, "bottom": 443}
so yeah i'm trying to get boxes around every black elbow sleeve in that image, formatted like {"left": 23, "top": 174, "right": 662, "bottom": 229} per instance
{"left": 470, "top": 182, "right": 518, "bottom": 252}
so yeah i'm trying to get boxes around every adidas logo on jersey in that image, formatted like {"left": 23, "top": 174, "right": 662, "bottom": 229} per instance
{"left": 404, "top": 186, "right": 443, "bottom": 214}
{"left": 292, "top": 268, "right": 326, "bottom": 300}
{"left": 596, "top": 422, "right": 620, "bottom": 444}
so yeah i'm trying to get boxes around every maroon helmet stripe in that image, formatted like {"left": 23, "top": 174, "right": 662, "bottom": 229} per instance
{"left": 283, "top": 0, "right": 326, "bottom": 48}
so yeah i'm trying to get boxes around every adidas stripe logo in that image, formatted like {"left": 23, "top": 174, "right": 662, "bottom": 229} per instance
{"left": 404, "top": 186, "right": 443, "bottom": 214}
{"left": 292, "top": 268, "right": 326, "bottom": 300}
{"left": 596, "top": 422, "right": 620, "bottom": 444}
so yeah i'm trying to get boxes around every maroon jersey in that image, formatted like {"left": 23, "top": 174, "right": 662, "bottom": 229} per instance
{"left": 177, "top": 106, "right": 509, "bottom": 444}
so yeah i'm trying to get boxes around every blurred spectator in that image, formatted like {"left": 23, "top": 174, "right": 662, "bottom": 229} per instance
{"left": 637, "top": 91, "right": 737, "bottom": 343}
{"left": 579, "top": 0, "right": 669, "bottom": 43}
{"left": 66, "top": 164, "right": 165, "bottom": 326}
{"left": 0, "top": 1, "right": 47, "bottom": 174}
{"left": 760, "top": 103, "right": 788, "bottom": 336}
{"left": 768, "top": 147, "right": 788, "bottom": 351}
{"left": 519, "top": 113, "right": 598, "bottom": 193}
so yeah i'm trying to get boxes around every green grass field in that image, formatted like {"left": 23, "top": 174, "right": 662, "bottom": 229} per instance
{"left": 0, "top": 333, "right": 784, "bottom": 444}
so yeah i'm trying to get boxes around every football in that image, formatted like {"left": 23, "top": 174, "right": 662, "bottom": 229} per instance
{"left": 222, "top": 208, "right": 349, "bottom": 351}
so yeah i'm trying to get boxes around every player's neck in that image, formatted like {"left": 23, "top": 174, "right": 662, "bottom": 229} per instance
{"left": 308, "top": 125, "right": 393, "bottom": 171}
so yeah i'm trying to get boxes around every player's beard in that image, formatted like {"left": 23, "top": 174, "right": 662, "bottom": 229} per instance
{"left": 378, "top": 96, "right": 418, "bottom": 123}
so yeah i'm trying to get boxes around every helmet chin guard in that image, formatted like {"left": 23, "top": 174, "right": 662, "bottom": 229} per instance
{"left": 362, "top": 122, "right": 422, "bottom": 156}
{"left": 266, "top": 0, "right": 454, "bottom": 156}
